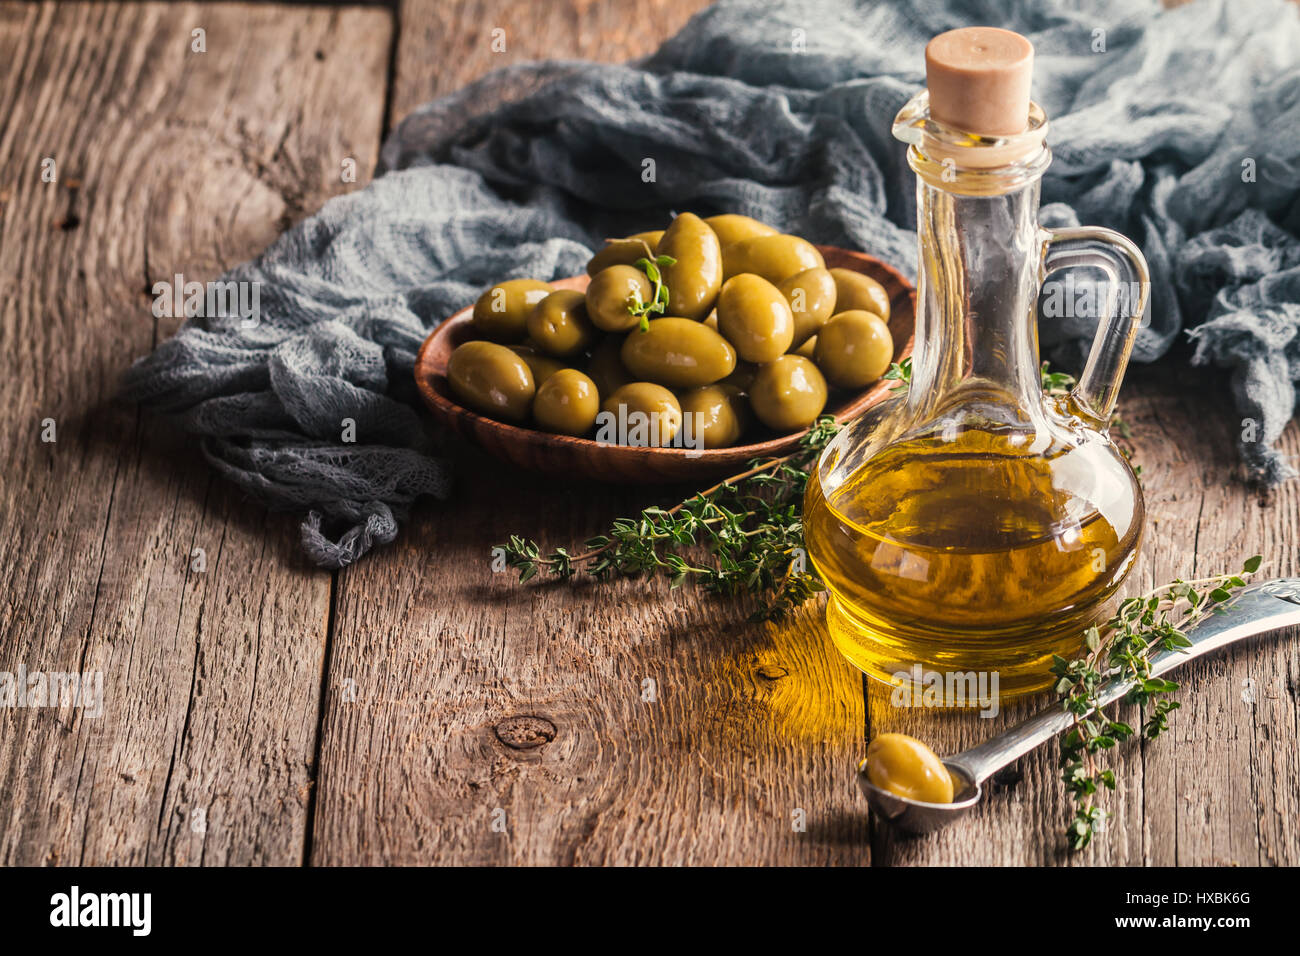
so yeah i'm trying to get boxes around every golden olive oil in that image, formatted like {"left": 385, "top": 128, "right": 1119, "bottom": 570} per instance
{"left": 804, "top": 39, "right": 1151, "bottom": 699}
{"left": 804, "top": 426, "right": 1143, "bottom": 697}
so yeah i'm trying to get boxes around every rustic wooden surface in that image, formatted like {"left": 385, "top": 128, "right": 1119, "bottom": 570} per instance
{"left": 0, "top": 0, "right": 388, "bottom": 865}
{"left": 2, "top": 0, "right": 1296, "bottom": 867}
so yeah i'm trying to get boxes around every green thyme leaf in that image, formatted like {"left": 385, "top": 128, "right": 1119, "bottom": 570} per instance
{"left": 1052, "top": 556, "right": 1261, "bottom": 850}
{"left": 492, "top": 415, "right": 842, "bottom": 621}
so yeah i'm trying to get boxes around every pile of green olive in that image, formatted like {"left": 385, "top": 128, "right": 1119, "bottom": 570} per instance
{"left": 445, "top": 212, "right": 895, "bottom": 449}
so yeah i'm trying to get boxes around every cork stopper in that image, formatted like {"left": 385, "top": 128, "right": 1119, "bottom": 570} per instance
{"left": 925, "top": 27, "right": 1033, "bottom": 137}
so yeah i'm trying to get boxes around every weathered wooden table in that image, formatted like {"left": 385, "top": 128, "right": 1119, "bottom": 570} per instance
{"left": 2, "top": 0, "right": 1296, "bottom": 867}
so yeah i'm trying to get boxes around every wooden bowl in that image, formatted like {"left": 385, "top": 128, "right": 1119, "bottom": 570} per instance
{"left": 414, "top": 246, "right": 915, "bottom": 482}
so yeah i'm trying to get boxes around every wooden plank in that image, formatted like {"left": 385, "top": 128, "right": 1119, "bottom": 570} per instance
{"left": 388, "top": 0, "right": 713, "bottom": 127}
{"left": 319, "top": 0, "right": 879, "bottom": 866}
{"left": 0, "top": 1, "right": 391, "bottom": 865}
{"left": 312, "top": 443, "right": 869, "bottom": 865}
{"left": 865, "top": 363, "right": 1300, "bottom": 865}
{"left": 1127, "top": 365, "right": 1300, "bottom": 866}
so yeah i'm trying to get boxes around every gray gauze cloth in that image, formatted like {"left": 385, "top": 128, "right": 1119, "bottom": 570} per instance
{"left": 122, "top": 0, "right": 1300, "bottom": 568}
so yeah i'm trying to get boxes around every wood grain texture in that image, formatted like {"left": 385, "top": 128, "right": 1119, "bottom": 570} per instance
{"left": 311, "top": 446, "right": 871, "bottom": 865}
{"left": 315, "top": 0, "right": 875, "bottom": 865}
{"left": 389, "top": 0, "right": 714, "bottom": 128}
{"left": 0, "top": 1, "right": 391, "bottom": 864}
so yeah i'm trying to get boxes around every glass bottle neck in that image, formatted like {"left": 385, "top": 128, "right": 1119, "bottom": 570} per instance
{"left": 908, "top": 175, "right": 1046, "bottom": 422}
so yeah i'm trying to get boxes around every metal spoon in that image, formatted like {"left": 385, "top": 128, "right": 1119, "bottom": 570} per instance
{"left": 858, "top": 578, "right": 1300, "bottom": 833}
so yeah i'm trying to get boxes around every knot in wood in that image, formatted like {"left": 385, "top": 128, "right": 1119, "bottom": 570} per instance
{"left": 494, "top": 716, "right": 557, "bottom": 750}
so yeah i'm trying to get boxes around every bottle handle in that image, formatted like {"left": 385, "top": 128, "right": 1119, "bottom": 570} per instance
{"left": 1040, "top": 226, "right": 1150, "bottom": 426}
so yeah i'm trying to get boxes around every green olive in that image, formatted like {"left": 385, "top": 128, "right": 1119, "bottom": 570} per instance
{"left": 829, "top": 267, "right": 891, "bottom": 322}
{"left": 814, "top": 310, "right": 894, "bottom": 388}
{"left": 722, "top": 234, "right": 825, "bottom": 284}
{"left": 716, "top": 273, "right": 794, "bottom": 363}
{"left": 507, "top": 345, "right": 567, "bottom": 384}
{"left": 533, "top": 369, "right": 600, "bottom": 436}
{"left": 526, "top": 289, "right": 598, "bottom": 357}
{"left": 620, "top": 317, "right": 737, "bottom": 388}
{"left": 720, "top": 361, "right": 758, "bottom": 392}
{"left": 656, "top": 212, "right": 723, "bottom": 321}
{"left": 748, "top": 355, "right": 827, "bottom": 431}
{"left": 471, "top": 278, "right": 553, "bottom": 342}
{"left": 586, "top": 230, "right": 665, "bottom": 276}
{"left": 794, "top": 335, "right": 817, "bottom": 359}
{"left": 678, "top": 384, "right": 749, "bottom": 449}
{"left": 586, "top": 265, "right": 653, "bottom": 332}
{"left": 585, "top": 334, "right": 631, "bottom": 398}
{"left": 446, "top": 340, "right": 535, "bottom": 423}
{"left": 778, "top": 267, "right": 837, "bottom": 348}
{"left": 599, "top": 382, "right": 682, "bottom": 447}
{"left": 703, "top": 213, "right": 778, "bottom": 248}
{"left": 864, "top": 733, "right": 954, "bottom": 804}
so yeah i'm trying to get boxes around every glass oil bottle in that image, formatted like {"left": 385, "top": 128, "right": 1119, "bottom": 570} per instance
{"left": 803, "top": 28, "right": 1150, "bottom": 698}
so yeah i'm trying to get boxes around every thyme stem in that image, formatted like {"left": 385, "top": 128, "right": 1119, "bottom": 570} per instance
{"left": 1050, "top": 555, "right": 1264, "bottom": 850}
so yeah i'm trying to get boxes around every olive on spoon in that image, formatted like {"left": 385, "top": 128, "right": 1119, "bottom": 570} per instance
{"left": 858, "top": 578, "right": 1300, "bottom": 833}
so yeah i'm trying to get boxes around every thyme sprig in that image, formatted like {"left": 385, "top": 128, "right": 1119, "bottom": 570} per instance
{"left": 627, "top": 254, "right": 677, "bottom": 332}
{"left": 1050, "top": 555, "right": 1263, "bottom": 850}
{"left": 497, "top": 363, "right": 1103, "bottom": 621}
{"left": 883, "top": 356, "right": 912, "bottom": 389}
{"left": 497, "top": 416, "right": 841, "bottom": 620}
{"left": 1039, "top": 361, "right": 1076, "bottom": 394}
